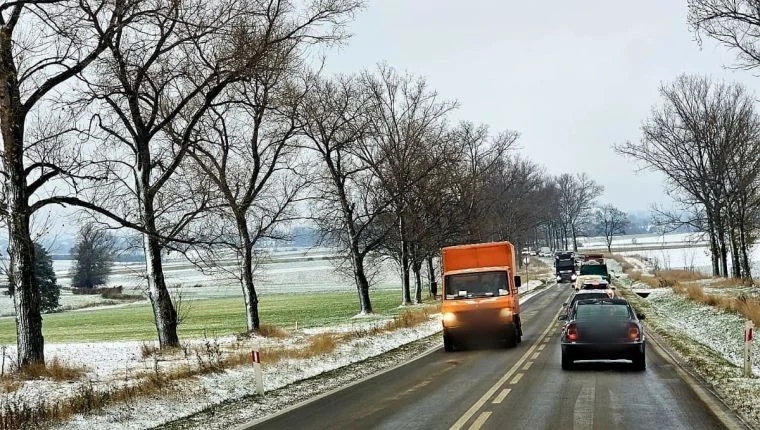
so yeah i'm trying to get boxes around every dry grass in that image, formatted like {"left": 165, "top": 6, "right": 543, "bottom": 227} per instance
{"left": 0, "top": 378, "right": 21, "bottom": 393}
{"left": 256, "top": 324, "right": 288, "bottom": 338}
{"left": 0, "top": 303, "right": 439, "bottom": 429}
{"left": 669, "top": 283, "right": 760, "bottom": 327}
{"left": 654, "top": 269, "right": 708, "bottom": 283}
{"left": 17, "top": 358, "right": 87, "bottom": 381}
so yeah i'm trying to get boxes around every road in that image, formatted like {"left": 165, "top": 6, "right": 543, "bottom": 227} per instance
{"left": 246, "top": 284, "right": 742, "bottom": 430}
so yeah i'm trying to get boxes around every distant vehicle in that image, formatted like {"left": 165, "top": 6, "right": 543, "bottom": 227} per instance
{"left": 575, "top": 275, "right": 610, "bottom": 291}
{"left": 559, "top": 297, "right": 646, "bottom": 371}
{"left": 561, "top": 290, "right": 617, "bottom": 320}
{"left": 581, "top": 253, "right": 605, "bottom": 264}
{"left": 555, "top": 251, "right": 576, "bottom": 283}
{"left": 579, "top": 261, "right": 611, "bottom": 283}
{"left": 440, "top": 241, "right": 523, "bottom": 352}
{"left": 539, "top": 246, "right": 551, "bottom": 257}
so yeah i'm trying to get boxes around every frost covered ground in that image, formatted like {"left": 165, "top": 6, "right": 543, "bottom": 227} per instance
{"left": 0, "top": 276, "right": 551, "bottom": 430}
{"left": 619, "top": 256, "right": 760, "bottom": 427}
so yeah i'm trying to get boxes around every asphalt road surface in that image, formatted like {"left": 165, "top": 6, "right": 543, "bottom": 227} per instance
{"left": 246, "top": 284, "right": 743, "bottom": 430}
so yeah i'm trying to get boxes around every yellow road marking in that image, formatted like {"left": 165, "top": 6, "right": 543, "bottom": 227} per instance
{"left": 449, "top": 309, "right": 561, "bottom": 430}
{"left": 492, "top": 388, "right": 512, "bottom": 404}
{"left": 510, "top": 373, "right": 524, "bottom": 385}
{"left": 538, "top": 344, "right": 546, "bottom": 351}
{"left": 531, "top": 352, "right": 541, "bottom": 360}
{"left": 468, "top": 412, "right": 492, "bottom": 430}
{"left": 523, "top": 361, "right": 533, "bottom": 371}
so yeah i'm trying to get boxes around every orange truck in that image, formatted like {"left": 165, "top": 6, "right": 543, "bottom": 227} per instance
{"left": 441, "top": 241, "right": 523, "bottom": 351}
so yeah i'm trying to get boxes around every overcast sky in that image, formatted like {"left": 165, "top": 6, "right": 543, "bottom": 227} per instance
{"left": 322, "top": 0, "right": 759, "bottom": 212}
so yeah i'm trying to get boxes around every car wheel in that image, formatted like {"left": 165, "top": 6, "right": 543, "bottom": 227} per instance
{"left": 632, "top": 349, "right": 646, "bottom": 371}
{"left": 561, "top": 352, "right": 574, "bottom": 370}
{"left": 444, "top": 332, "right": 454, "bottom": 352}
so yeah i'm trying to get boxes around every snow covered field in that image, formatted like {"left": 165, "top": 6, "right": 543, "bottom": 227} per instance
{"left": 0, "top": 250, "right": 403, "bottom": 317}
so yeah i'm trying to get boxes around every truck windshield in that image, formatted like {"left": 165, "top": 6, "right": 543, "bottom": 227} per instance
{"left": 557, "top": 260, "right": 574, "bottom": 269}
{"left": 445, "top": 271, "right": 509, "bottom": 298}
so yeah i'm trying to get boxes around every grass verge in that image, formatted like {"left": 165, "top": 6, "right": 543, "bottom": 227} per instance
{"left": 0, "top": 290, "right": 421, "bottom": 344}
{"left": 0, "top": 304, "right": 438, "bottom": 429}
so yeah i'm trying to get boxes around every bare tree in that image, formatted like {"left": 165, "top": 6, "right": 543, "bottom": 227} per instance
{"left": 187, "top": 58, "right": 308, "bottom": 331}
{"left": 0, "top": 0, "right": 128, "bottom": 366}
{"left": 77, "top": 0, "right": 361, "bottom": 348}
{"left": 617, "top": 75, "right": 760, "bottom": 279}
{"left": 299, "top": 74, "right": 399, "bottom": 314}
{"left": 359, "top": 65, "right": 457, "bottom": 306}
{"left": 595, "top": 205, "right": 629, "bottom": 253}
{"left": 555, "top": 173, "right": 603, "bottom": 251}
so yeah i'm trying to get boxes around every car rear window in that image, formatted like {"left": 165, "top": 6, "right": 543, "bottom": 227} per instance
{"left": 570, "top": 292, "right": 612, "bottom": 307}
{"left": 574, "top": 303, "right": 630, "bottom": 320}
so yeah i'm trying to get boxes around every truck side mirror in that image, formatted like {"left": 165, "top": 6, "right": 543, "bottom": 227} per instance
{"left": 514, "top": 275, "right": 521, "bottom": 288}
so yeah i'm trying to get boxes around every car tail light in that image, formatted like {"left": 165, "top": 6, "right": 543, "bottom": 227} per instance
{"left": 567, "top": 323, "right": 578, "bottom": 342}
{"left": 628, "top": 324, "right": 640, "bottom": 341}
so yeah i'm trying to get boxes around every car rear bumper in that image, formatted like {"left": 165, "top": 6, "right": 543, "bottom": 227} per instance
{"left": 562, "top": 341, "right": 644, "bottom": 359}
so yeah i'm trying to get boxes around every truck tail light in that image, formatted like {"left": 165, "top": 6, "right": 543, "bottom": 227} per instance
{"left": 628, "top": 324, "right": 641, "bottom": 341}
{"left": 567, "top": 323, "right": 578, "bottom": 342}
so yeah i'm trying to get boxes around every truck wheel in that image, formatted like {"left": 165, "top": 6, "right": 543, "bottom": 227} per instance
{"left": 505, "top": 326, "right": 518, "bottom": 348}
{"left": 516, "top": 316, "right": 523, "bottom": 343}
{"left": 444, "top": 333, "right": 454, "bottom": 352}
{"left": 561, "top": 352, "right": 574, "bottom": 370}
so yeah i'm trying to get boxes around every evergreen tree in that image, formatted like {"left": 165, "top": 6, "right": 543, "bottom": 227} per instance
{"left": 8, "top": 243, "right": 60, "bottom": 313}
{"left": 35, "top": 243, "right": 60, "bottom": 313}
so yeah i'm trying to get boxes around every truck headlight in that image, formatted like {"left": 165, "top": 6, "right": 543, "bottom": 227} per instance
{"left": 556, "top": 276, "right": 562, "bottom": 281}
{"left": 571, "top": 274, "right": 577, "bottom": 281}
{"left": 442, "top": 312, "right": 457, "bottom": 324}
{"left": 499, "top": 308, "right": 512, "bottom": 319}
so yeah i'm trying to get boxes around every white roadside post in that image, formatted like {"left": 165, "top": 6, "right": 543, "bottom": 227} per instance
{"left": 745, "top": 320, "right": 754, "bottom": 378}
{"left": 522, "top": 256, "right": 530, "bottom": 292}
{"left": 251, "top": 343, "right": 264, "bottom": 396}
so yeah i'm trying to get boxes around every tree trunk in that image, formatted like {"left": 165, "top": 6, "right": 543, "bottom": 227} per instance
{"left": 571, "top": 224, "right": 578, "bottom": 251}
{"left": 140, "top": 193, "right": 180, "bottom": 348}
{"left": 237, "top": 219, "right": 260, "bottom": 330}
{"left": 0, "top": 31, "right": 44, "bottom": 366}
{"left": 707, "top": 215, "right": 720, "bottom": 277}
{"left": 9, "top": 215, "right": 44, "bottom": 366}
{"left": 717, "top": 227, "right": 729, "bottom": 278}
{"left": 426, "top": 256, "right": 437, "bottom": 298}
{"left": 729, "top": 224, "right": 741, "bottom": 279}
{"left": 352, "top": 254, "right": 373, "bottom": 314}
{"left": 412, "top": 260, "right": 423, "bottom": 304}
{"left": 399, "top": 217, "right": 412, "bottom": 306}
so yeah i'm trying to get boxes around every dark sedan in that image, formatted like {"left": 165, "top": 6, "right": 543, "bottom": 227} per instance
{"left": 558, "top": 298, "right": 646, "bottom": 371}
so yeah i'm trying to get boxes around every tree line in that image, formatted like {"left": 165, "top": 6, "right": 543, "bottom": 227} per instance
{"left": 0, "top": 0, "right": 618, "bottom": 367}
{"left": 618, "top": 0, "right": 760, "bottom": 281}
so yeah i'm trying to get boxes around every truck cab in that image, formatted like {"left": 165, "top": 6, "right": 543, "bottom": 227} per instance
{"left": 441, "top": 241, "right": 522, "bottom": 352}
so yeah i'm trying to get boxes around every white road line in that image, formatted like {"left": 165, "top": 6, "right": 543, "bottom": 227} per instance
{"left": 531, "top": 352, "right": 540, "bottom": 360}
{"left": 538, "top": 344, "right": 546, "bottom": 351}
{"left": 468, "top": 412, "right": 492, "bottom": 430}
{"left": 573, "top": 383, "right": 595, "bottom": 430}
{"left": 449, "top": 308, "right": 561, "bottom": 430}
{"left": 492, "top": 388, "right": 512, "bottom": 404}
{"left": 522, "top": 361, "right": 533, "bottom": 371}
{"left": 510, "top": 373, "right": 524, "bottom": 385}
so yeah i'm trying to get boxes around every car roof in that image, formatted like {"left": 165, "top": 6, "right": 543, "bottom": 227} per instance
{"left": 574, "top": 297, "right": 629, "bottom": 306}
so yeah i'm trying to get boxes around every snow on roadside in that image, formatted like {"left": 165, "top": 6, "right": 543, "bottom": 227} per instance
{"left": 51, "top": 319, "right": 442, "bottom": 430}
{"left": 644, "top": 289, "right": 760, "bottom": 375}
